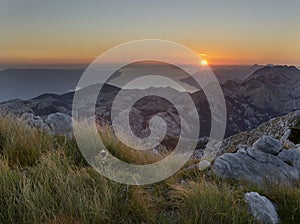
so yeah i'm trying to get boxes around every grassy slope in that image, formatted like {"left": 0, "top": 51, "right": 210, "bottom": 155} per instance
{"left": 0, "top": 114, "right": 299, "bottom": 224}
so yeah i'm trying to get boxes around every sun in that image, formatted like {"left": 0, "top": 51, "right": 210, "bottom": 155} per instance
{"left": 200, "top": 60, "right": 208, "bottom": 66}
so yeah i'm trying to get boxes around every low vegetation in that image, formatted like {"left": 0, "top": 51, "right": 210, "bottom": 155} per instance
{"left": 0, "top": 114, "right": 299, "bottom": 223}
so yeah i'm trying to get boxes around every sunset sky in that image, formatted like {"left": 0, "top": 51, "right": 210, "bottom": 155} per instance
{"left": 0, "top": 0, "right": 299, "bottom": 66}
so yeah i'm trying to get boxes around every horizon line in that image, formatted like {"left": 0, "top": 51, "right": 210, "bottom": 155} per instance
{"left": 1, "top": 62, "right": 299, "bottom": 70}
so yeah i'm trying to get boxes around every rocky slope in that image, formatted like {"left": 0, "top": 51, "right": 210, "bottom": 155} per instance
{"left": 219, "top": 109, "right": 300, "bottom": 153}
{"left": 205, "top": 109, "right": 300, "bottom": 189}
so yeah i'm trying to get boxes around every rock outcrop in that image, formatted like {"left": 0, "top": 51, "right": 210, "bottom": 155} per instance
{"left": 278, "top": 148, "right": 300, "bottom": 173}
{"left": 45, "top": 112, "right": 73, "bottom": 137}
{"left": 22, "top": 112, "right": 73, "bottom": 137}
{"left": 212, "top": 136, "right": 300, "bottom": 186}
{"left": 22, "top": 113, "right": 52, "bottom": 133}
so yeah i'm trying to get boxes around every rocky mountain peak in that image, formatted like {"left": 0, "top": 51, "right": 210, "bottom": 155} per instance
{"left": 246, "top": 65, "right": 300, "bottom": 81}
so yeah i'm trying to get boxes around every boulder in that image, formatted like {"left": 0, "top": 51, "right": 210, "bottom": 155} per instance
{"left": 278, "top": 148, "right": 300, "bottom": 173}
{"left": 198, "top": 160, "right": 211, "bottom": 171}
{"left": 244, "top": 192, "right": 280, "bottom": 224}
{"left": 253, "top": 135, "right": 282, "bottom": 155}
{"left": 45, "top": 112, "right": 73, "bottom": 137}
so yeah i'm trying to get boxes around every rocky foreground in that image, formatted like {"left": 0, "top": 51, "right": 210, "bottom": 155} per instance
{"left": 211, "top": 134, "right": 300, "bottom": 223}
{"left": 213, "top": 135, "right": 300, "bottom": 187}
{"left": 206, "top": 110, "right": 300, "bottom": 186}
{"left": 203, "top": 110, "right": 300, "bottom": 224}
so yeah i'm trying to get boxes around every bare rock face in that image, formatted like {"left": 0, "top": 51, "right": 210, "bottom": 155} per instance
{"left": 244, "top": 192, "right": 280, "bottom": 224}
{"left": 212, "top": 136, "right": 300, "bottom": 187}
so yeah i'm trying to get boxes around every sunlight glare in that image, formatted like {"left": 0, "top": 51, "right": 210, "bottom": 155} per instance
{"left": 200, "top": 60, "right": 208, "bottom": 66}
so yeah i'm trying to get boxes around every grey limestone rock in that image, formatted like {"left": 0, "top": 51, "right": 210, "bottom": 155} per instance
{"left": 244, "top": 192, "right": 280, "bottom": 224}
{"left": 212, "top": 136, "right": 299, "bottom": 186}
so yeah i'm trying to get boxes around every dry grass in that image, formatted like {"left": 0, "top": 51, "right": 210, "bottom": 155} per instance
{"left": 0, "top": 113, "right": 299, "bottom": 223}
{"left": 0, "top": 114, "right": 54, "bottom": 167}
{"left": 97, "top": 123, "right": 166, "bottom": 165}
{"left": 172, "top": 179, "right": 258, "bottom": 224}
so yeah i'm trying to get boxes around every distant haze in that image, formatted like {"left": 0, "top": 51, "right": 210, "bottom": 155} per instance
{"left": 0, "top": 64, "right": 269, "bottom": 102}
{"left": 0, "top": 69, "right": 83, "bottom": 102}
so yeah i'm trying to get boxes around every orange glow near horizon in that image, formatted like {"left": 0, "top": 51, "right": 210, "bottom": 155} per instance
{"left": 0, "top": 47, "right": 299, "bottom": 67}
{"left": 0, "top": 54, "right": 298, "bottom": 67}
{"left": 0, "top": 37, "right": 299, "bottom": 67}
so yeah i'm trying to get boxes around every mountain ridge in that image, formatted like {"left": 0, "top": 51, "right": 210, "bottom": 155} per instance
{"left": 1, "top": 65, "right": 300, "bottom": 139}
